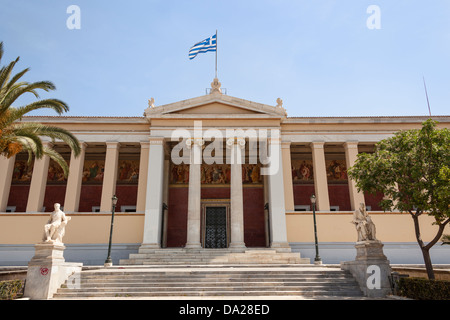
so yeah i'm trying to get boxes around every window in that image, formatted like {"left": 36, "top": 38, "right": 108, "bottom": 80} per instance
{"left": 294, "top": 205, "right": 311, "bottom": 211}
{"left": 92, "top": 206, "right": 100, "bottom": 212}
{"left": 330, "top": 206, "right": 340, "bottom": 211}
{"left": 6, "top": 206, "right": 16, "bottom": 213}
{"left": 121, "top": 205, "right": 136, "bottom": 213}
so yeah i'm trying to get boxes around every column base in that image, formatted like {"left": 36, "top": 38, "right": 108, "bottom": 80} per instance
{"left": 184, "top": 243, "right": 202, "bottom": 249}
{"left": 139, "top": 243, "right": 161, "bottom": 250}
{"left": 270, "top": 242, "right": 292, "bottom": 253}
{"left": 229, "top": 242, "right": 246, "bottom": 250}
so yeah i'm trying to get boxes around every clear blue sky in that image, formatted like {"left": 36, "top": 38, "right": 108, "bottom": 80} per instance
{"left": 1, "top": 0, "right": 449, "bottom": 117}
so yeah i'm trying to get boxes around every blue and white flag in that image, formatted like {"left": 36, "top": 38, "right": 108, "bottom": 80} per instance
{"left": 189, "top": 34, "right": 217, "bottom": 60}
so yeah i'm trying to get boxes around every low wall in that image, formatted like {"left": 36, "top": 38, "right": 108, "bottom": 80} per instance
{"left": 0, "top": 211, "right": 449, "bottom": 266}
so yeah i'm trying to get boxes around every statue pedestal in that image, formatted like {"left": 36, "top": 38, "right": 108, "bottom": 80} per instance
{"left": 24, "top": 243, "right": 83, "bottom": 300}
{"left": 341, "top": 241, "right": 392, "bottom": 298}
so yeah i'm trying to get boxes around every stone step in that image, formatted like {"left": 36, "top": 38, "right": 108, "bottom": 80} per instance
{"left": 57, "top": 285, "right": 362, "bottom": 294}
{"left": 53, "top": 266, "right": 364, "bottom": 299}
{"left": 68, "top": 281, "right": 359, "bottom": 288}
{"left": 54, "top": 289, "right": 364, "bottom": 298}
{"left": 120, "top": 248, "right": 310, "bottom": 265}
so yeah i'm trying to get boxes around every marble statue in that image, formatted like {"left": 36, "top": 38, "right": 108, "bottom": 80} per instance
{"left": 276, "top": 98, "right": 283, "bottom": 108}
{"left": 148, "top": 97, "right": 155, "bottom": 108}
{"left": 43, "top": 203, "right": 71, "bottom": 244}
{"left": 352, "top": 203, "right": 377, "bottom": 242}
{"left": 210, "top": 78, "right": 222, "bottom": 94}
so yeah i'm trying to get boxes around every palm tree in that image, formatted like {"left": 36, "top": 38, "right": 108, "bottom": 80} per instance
{"left": 0, "top": 41, "right": 80, "bottom": 177}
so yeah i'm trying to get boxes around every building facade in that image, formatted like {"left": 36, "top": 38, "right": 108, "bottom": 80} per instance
{"left": 1, "top": 81, "right": 449, "bottom": 265}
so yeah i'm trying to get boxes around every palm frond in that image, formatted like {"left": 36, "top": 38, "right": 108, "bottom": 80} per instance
{"left": 1, "top": 80, "right": 56, "bottom": 110}
{"left": 43, "top": 145, "right": 69, "bottom": 177}
{"left": 6, "top": 99, "right": 69, "bottom": 125}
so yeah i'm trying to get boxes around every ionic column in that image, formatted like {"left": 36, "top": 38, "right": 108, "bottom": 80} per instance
{"left": 63, "top": 142, "right": 87, "bottom": 213}
{"left": 227, "top": 137, "right": 246, "bottom": 249}
{"left": 26, "top": 142, "right": 52, "bottom": 212}
{"left": 0, "top": 155, "right": 16, "bottom": 212}
{"left": 136, "top": 141, "right": 150, "bottom": 213}
{"left": 142, "top": 137, "right": 165, "bottom": 248}
{"left": 266, "top": 137, "right": 291, "bottom": 252}
{"left": 281, "top": 141, "right": 295, "bottom": 211}
{"left": 310, "top": 142, "right": 330, "bottom": 211}
{"left": 185, "top": 138, "right": 203, "bottom": 249}
{"left": 344, "top": 141, "right": 365, "bottom": 211}
{"left": 100, "top": 141, "right": 120, "bottom": 212}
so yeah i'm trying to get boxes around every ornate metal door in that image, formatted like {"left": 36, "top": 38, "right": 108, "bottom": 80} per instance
{"left": 204, "top": 206, "right": 227, "bottom": 248}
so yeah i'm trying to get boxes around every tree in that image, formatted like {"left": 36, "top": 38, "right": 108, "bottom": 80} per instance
{"left": 0, "top": 42, "right": 80, "bottom": 176}
{"left": 347, "top": 119, "right": 450, "bottom": 280}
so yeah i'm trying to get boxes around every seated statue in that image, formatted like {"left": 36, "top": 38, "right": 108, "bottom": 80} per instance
{"left": 352, "top": 203, "right": 377, "bottom": 242}
{"left": 43, "top": 203, "right": 71, "bottom": 244}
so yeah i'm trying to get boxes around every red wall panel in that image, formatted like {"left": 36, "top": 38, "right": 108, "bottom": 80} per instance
{"left": 78, "top": 185, "right": 102, "bottom": 212}
{"left": 7, "top": 185, "right": 30, "bottom": 212}
{"left": 43, "top": 185, "right": 67, "bottom": 212}
{"left": 166, "top": 187, "right": 188, "bottom": 247}
{"left": 293, "top": 185, "right": 315, "bottom": 206}
{"left": 243, "top": 187, "right": 266, "bottom": 247}
{"left": 328, "top": 185, "right": 351, "bottom": 211}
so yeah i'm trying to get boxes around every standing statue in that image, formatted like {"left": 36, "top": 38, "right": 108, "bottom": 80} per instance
{"left": 43, "top": 203, "right": 71, "bottom": 244}
{"left": 352, "top": 203, "right": 377, "bottom": 242}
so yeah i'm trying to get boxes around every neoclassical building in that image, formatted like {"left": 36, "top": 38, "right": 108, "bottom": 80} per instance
{"left": 1, "top": 80, "right": 449, "bottom": 265}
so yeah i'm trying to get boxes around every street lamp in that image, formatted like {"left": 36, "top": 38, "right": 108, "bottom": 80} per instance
{"left": 104, "top": 195, "right": 118, "bottom": 267}
{"left": 310, "top": 194, "right": 322, "bottom": 265}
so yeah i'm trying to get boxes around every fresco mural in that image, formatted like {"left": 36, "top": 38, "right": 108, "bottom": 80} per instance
{"left": 117, "top": 160, "right": 139, "bottom": 184}
{"left": 170, "top": 163, "right": 263, "bottom": 185}
{"left": 12, "top": 160, "right": 33, "bottom": 183}
{"left": 291, "top": 159, "right": 348, "bottom": 183}
{"left": 47, "top": 160, "right": 69, "bottom": 184}
{"left": 291, "top": 160, "right": 314, "bottom": 183}
{"left": 326, "top": 159, "right": 347, "bottom": 181}
{"left": 82, "top": 160, "right": 105, "bottom": 183}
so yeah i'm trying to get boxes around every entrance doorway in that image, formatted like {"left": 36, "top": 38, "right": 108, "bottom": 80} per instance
{"left": 203, "top": 205, "right": 228, "bottom": 248}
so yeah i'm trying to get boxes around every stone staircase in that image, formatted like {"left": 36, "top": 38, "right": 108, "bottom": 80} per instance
{"left": 52, "top": 266, "right": 364, "bottom": 299}
{"left": 119, "top": 248, "right": 310, "bottom": 265}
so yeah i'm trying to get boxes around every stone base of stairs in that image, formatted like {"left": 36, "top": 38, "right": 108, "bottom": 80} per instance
{"left": 52, "top": 265, "right": 364, "bottom": 299}
{"left": 119, "top": 248, "right": 310, "bottom": 265}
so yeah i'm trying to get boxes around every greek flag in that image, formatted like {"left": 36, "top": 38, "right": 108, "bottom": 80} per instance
{"left": 188, "top": 34, "right": 217, "bottom": 60}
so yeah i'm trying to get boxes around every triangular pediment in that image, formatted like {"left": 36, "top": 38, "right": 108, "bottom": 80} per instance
{"left": 144, "top": 93, "right": 287, "bottom": 119}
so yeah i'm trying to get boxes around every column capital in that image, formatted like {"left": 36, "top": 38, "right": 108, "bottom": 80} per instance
{"left": 186, "top": 138, "right": 204, "bottom": 149}
{"left": 79, "top": 141, "right": 88, "bottom": 150}
{"left": 343, "top": 141, "right": 359, "bottom": 149}
{"left": 310, "top": 141, "right": 325, "bottom": 148}
{"left": 226, "top": 137, "right": 245, "bottom": 149}
{"left": 148, "top": 136, "right": 165, "bottom": 145}
{"left": 139, "top": 141, "right": 150, "bottom": 148}
{"left": 105, "top": 141, "right": 120, "bottom": 148}
{"left": 281, "top": 141, "right": 291, "bottom": 149}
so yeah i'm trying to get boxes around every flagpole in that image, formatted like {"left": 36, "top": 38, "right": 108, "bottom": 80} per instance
{"left": 423, "top": 76, "right": 432, "bottom": 117}
{"left": 215, "top": 30, "right": 218, "bottom": 79}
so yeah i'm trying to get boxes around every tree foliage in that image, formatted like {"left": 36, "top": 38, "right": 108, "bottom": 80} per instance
{"left": 347, "top": 119, "right": 450, "bottom": 279}
{"left": 0, "top": 42, "right": 80, "bottom": 176}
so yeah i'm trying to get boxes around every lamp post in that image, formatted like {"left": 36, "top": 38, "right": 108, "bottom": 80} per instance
{"left": 104, "top": 195, "right": 118, "bottom": 267}
{"left": 310, "top": 194, "right": 322, "bottom": 265}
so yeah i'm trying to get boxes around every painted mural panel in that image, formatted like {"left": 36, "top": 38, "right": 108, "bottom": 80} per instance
{"left": 117, "top": 160, "right": 139, "bottom": 184}
{"left": 291, "top": 160, "right": 314, "bottom": 183}
{"left": 82, "top": 160, "right": 105, "bottom": 184}
{"left": 12, "top": 160, "right": 33, "bottom": 184}
{"left": 326, "top": 159, "right": 347, "bottom": 182}
{"left": 170, "top": 163, "right": 263, "bottom": 185}
{"left": 47, "top": 160, "right": 69, "bottom": 184}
